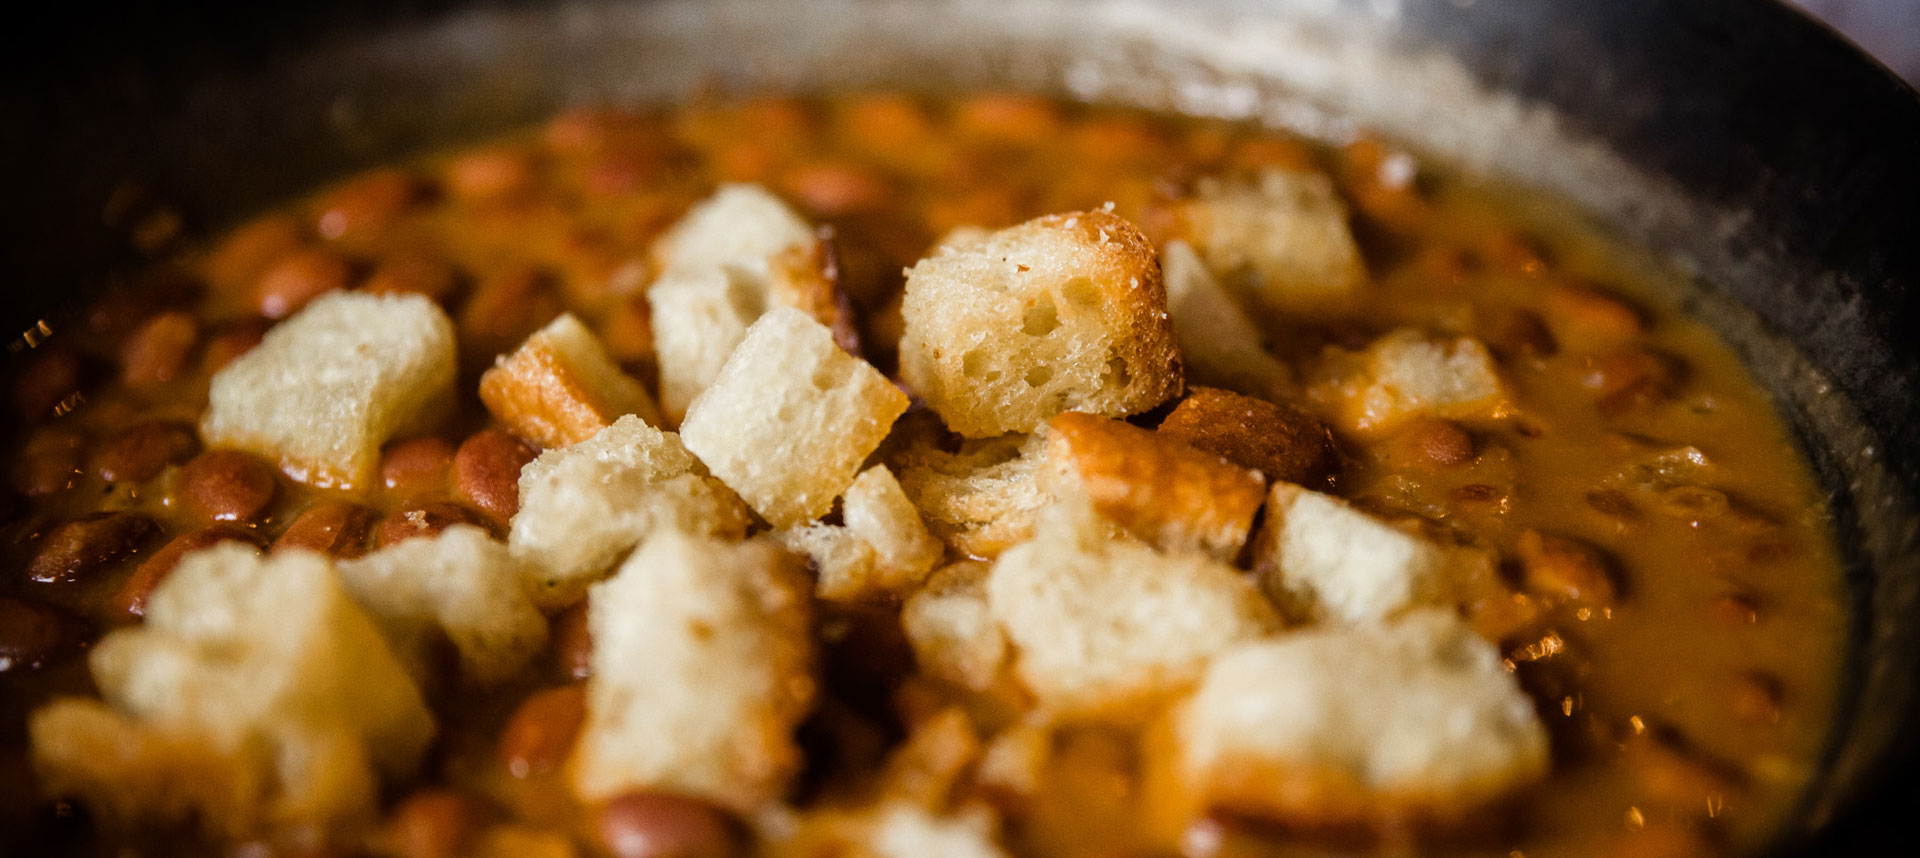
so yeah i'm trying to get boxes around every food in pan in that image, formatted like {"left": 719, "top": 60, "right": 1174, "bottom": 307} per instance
{"left": 0, "top": 93, "right": 1845, "bottom": 858}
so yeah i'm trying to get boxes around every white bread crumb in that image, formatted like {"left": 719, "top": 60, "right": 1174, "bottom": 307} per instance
{"left": 1160, "top": 239, "right": 1294, "bottom": 399}
{"left": 202, "top": 292, "right": 455, "bottom": 489}
{"left": 1182, "top": 167, "right": 1366, "bottom": 315}
{"left": 779, "top": 465, "right": 943, "bottom": 602}
{"left": 571, "top": 530, "right": 815, "bottom": 811}
{"left": 1311, "top": 328, "right": 1510, "bottom": 436}
{"left": 901, "top": 561, "right": 1006, "bottom": 692}
{"left": 1253, "top": 482, "right": 1487, "bottom": 625}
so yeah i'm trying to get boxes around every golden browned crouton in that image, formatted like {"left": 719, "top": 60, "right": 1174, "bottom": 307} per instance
{"left": 1158, "top": 386, "right": 1340, "bottom": 487}
{"left": 780, "top": 465, "right": 944, "bottom": 602}
{"left": 899, "top": 210, "right": 1184, "bottom": 438}
{"left": 1041, "top": 411, "right": 1266, "bottom": 561}
{"left": 891, "top": 430, "right": 1052, "bottom": 560}
{"left": 1309, "top": 328, "right": 1510, "bottom": 437}
{"left": 478, "top": 313, "right": 662, "bottom": 448}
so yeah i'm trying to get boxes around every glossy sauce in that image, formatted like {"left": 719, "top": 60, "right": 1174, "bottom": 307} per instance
{"left": 0, "top": 94, "right": 1846, "bottom": 858}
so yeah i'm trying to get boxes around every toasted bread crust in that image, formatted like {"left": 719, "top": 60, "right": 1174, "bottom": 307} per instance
{"left": 1158, "top": 387, "right": 1340, "bottom": 488}
{"left": 1043, "top": 411, "right": 1266, "bottom": 560}
{"left": 479, "top": 313, "right": 661, "bottom": 448}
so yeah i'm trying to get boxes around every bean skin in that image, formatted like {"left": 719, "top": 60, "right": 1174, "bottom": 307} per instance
{"left": 114, "top": 525, "right": 263, "bottom": 618}
{"left": 454, "top": 429, "right": 538, "bottom": 522}
{"left": 177, "top": 450, "right": 279, "bottom": 524}
{"left": 273, "top": 501, "right": 378, "bottom": 559}
{"left": 552, "top": 599, "right": 592, "bottom": 680}
{"left": 595, "top": 792, "right": 736, "bottom": 858}
{"left": 363, "top": 253, "right": 459, "bottom": 303}
{"left": 1395, "top": 418, "right": 1475, "bottom": 466}
{"left": 92, "top": 421, "right": 199, "bottom": 483}
{"left": 376, "top": 502, "right": 486, "bottom": 548}
{"left": 14, "top": 348, "right": 85, "bottom": 419}
{"left": 498, "top": 684, "right": 587, "bottom": 779}
{"left": 316, "top": 168, "right": 424, "bottom": 241}
{"left": 1515, "top": 529, "right": 1619, "bottom": 607}
{"left": 254, "top": 247, "right": 351, "bottom": 319}
{"left": 26, "top": 512, "right": 157, "bottom": 584}
{"left": 386, "top": 789, "right": 484, "bottom": 858}
{"left": 12, "top": 428, "right": 85, "bottom": 496}
{"left": 381, "top": 437, "right": 456, "bottom": 497}
{"left": 0, "top": 597, "right": 90, "bottom": 672}
{"left": 119, "top": 311, "right": 200, "bottom": 388}
{"left": 202, "top": 317, "right": 272, "bottom": 374}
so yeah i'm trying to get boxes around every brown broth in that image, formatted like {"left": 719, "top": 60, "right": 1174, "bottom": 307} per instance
{"left": 0, "top": 93, "right": 1847, "bottom": 858}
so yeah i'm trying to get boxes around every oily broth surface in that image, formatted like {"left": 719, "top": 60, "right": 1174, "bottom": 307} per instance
{"left": 0, "top": 94, "right": 1846, "bottom": 858}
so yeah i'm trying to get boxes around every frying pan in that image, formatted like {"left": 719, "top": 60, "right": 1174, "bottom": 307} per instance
{"left": 2, "top": 0, "right": 1915, "bottom": 853}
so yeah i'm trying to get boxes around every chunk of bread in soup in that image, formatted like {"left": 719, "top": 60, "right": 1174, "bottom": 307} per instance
{"left": 891, "top": 429, "right": 1053, "bottom": 560}
{"left": 201, "top": 292, "right": 455, "bottom": 489}
{"left": 1253, "top": 482, "right": 1484, "bottom": 625}
{"left": 864, "top": 800, "right": 1012, "bottom": 858}
{"left": 1159, "top": 239, "right": 1294, "bottom": 400}
{"left": 985, "top": 503, "right": 1280, "bottom": 722}
{"left": 1176, "top": 609, "right": 1549, "bottom": 827}
{"left": 1314, "top": 328, "right": 1511, "bottom": 436}
{"left": 508, "top": 415, "right": 752, "bottom": 609}
{"left": 650, "top": 183, "right": 814, "bottom": 277}
{"left": 336, "top": 524, "right": 548, "bottom": 686}
{"left": 649, "top": 266, "right": 765, "bottom": 423}
{"left": 1178, "top": 167, "right": 1367, "bottom": 315}
{"left": 898, "top": 210, "right": 1184, "bottom": 438}
{"left": 902, "top": 561, "right": 1007, "bottom": 692}
{"left": 1041, "top": 411, "right": 1267, "bottom": 562}
{"left": 680, "top": 307, "right": 909, "bottom": 528}
{"left": 30, "top": 544, "right": 433, "bottom": 838}
{"left": 479, "top": 313, "right": 662, "bottom": 448}
{"left": 571, "top": 530, "right": 815, "bottom": 811}
{"left": 778, "top": 465, "right": 944, "bottom": 601}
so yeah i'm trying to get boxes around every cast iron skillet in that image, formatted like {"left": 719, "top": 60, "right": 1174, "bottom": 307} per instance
{"left": 2, "top": 0, "right": 1916, "bottom": 853}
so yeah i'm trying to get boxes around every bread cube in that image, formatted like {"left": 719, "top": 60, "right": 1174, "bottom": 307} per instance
{"left": 1181, "top": 167, "right": 1366, "bottom": 314}
{"left": 33, "top": 543, "right": 432, "bottom": 838}
{"left": 337, "top": 524, "right": 549, "bottom": 685}
{"left": 648, "top": 266, "right": 764, "bottom": 423}
{"left": 479, "top": 313, "right": 662, "bottom": 448}
{"left": 779, "top": 465, "right": 943, "bottom": 601}
{"left": 1254, "top": 483, "right": 1487, "bottom": 624}
{"left": 680, "top": 308, "right": 910, "bottom": 528}
{"left": 1176, "top": 610, "right": 1549, "bottom": 827}
{"left": 901, "top": 561, "right": 1007, "bottom": 691}
{"left": 899, "top": 210, "right": 1184, "bottom": 438}
{"left": 1157, "top": 387, "right": 1341, "bottom": 488}
{"left": 1160, "top": 239, "right": 1293, "bottom": 399}
{"left": 650, "top": 183, "right": 814, "bottom": 277}
{"left": 891, "top": 428, "right": 1052, "bottom": 560}
{"left": 768, "top": 233, "right": 861, "bottom": 352}
{"left": 1312, "top": 328, "right": 1510, "bottom": 436}
{"left": 202, "top": 292, "right": 455, "bottom": 489}
{"left": 1041, "top": 411, "right": 1266, "bottom": 561}
{"left": 985, "top": 503, "right": 1280, "bottom": 721}
{"left": 509, "top": 415, "right": 753, "bottom": 609}
{"left": 865, "top": 801, "right": 1011, "bottom": 858}
{"left": 572, "top": 530, "right": 815, "bottom": 810}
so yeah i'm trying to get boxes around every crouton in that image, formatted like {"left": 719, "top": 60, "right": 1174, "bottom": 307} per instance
{"left": 680, "top": 308, "right": 910, "bottom": 528}
{"left": 648, "top": 266, "right": 764, "bottom": 423}
{"left": 650, "top": 183, "right": 814, "bottom": 277}
{"left": 899, "top": 210, "right": 1184, "bottom": 438}
{"left": 986, "top": 503, "right": 1280, "bottom": 721}
{"left": 336, "top": 524, "right": 548, "bottom": 685}
{"left": 1254, "top": 483, "right": 1486, "bottom": 624}
{"left": 1311, "top": 328, "right": 1510, "bottom": 436}
{"left": 32, "top": 544, "right": 432, "bottom": 839}
{"left": 572, "top": 530, "right": 815, "bottom": 810}
{"left": 1158, "top": 387, "right": 1340, "bottom": 487}
{"left": 1041, "top": 411, "right": 1266, "bottom": 561}
{"left": 891, "top": 430, "right": 1051, "bottom": 560}
{"left": 902, "top": 562, "right": 1007, "bottom": 692}
{"left": 479, "top": 313, "right": 662, "bottom": 448}
{"left": 780, "top": 466, "right": 943, "bottom": 601}
{"left": 768, "top": 230, "right": 861, "bottom": 353}
{"left": 1179, "top": 167, "right": 1366, "bottom": 314}
{"left": 202, "top": 292, "right": 455, "bottom": 489}
{"left": 508, "top": 415, "right": 752, "bottom": 609}
{"left": 1160, "top": 240, "right": 1293, "bottom": 399}
{"left": 864, "top": 802, "right": 1011, "bottom": 858}
{"left": 1176, "top": 610, "right": 1549, "bottom": 827}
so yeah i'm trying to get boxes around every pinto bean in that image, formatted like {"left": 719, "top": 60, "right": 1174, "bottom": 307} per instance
{"left": 177, "top": 449, "right": 279, "bottom": 523}
{"left": 119, "top": 311, "right": 200, "bottom": 387}
{"left": 254, "top": 247, "right": 352, "bottom": 319}
{"left": 375, "top": 502, "right": 485, "bottom": 548}
{"left": 386, "top": 789, "right": 484, "bottom": 858}
{"left": 1544, "top": 280, "right": 1646, "bottom": 345}
{"left": 381, "top": 437, "right": 455, "bottom": 497}
{"left": 0, "top": 597, "right": 90, "bottom": 672}
{"left": 115, "top": 525, "right": 263, "bottom": 617}
{"left": 273, "top": 501, "right": 378, "bottom": 559}
{"left": 92, "top": 421, "right": 199, "bottom": 483}
{"left": 552, "top": 599, "right": 592, "bottom": 680}
{"left": 316, "top": 168, "right": 424, "bottom": 241}
{"left": 1394, "top": 418, "right": 1475, "bottom": 466}
{"left": 1515, "top": 529, "right": 1618, "bottom": 607}
{"left": 499, "top": 684, "right": 587, "bottom": 779}
{"left": 363, "top": 253, "right": 459, "bottom": 303}
{"left": 595, "top": 791, "right": 735, "bottom": 858}
{"left": 13, "top": 427, "right": 85, "bottom": 496}
{"left": 14, "top": 348, "right": 85, "bottom": 419}
{"left": 952, "top": 93, "right": 1064, "bottom": 146}
{"left": 1730, "top": 672, "right": 1785, "bottom": 725}
{"left": 26, "top": 512, "right": 156, "bottom": 584}
{"left": 202, "top": 317, "right": 273, "bottom": 374}
{"left": 782, "top": 162, "right": 890, "bottom": 215}
{"left": 460, "top": 265, "right": 564, "bottom": 363}
{"left": 454, "top": 429, "right": 538, "bottom": 522}
{"left": 207, "top": 214, "right": 305, "bottom": 292}
{"left": 446, "top": 148, "right": 537, "bottom": 203}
